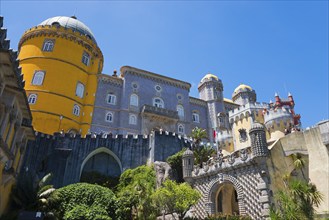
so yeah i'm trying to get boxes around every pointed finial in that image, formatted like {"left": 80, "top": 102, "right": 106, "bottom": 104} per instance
{"left": 275, "top": 92, "right": 279, "bottom": 97}
{"left": 288, "top": 92, "right": 292, "bottom": 97}
{"left": 269, "top": 100, "right": 273, "bottom": 104}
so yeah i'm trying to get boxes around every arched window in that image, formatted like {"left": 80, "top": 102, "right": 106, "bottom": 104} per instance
{"left": 106, "top": 93, "right": 116, "bottom": 105}
{"left": 178, "top": 124, "right": 185, "bottom": 134}
{"left": 73, "top": 104, "right": 80, "bottom": 116}
{"left": 82, "top": 51, "right": 90, "bottom": 66}
{"left": 129, "top": 114, "right": 137, "bottom": 125}
{"left": 28, "top": 94, "right": 37, "bottom": 104}
{"left": 105, "top": 112, "right": 113, "bottom": 122}
{"left": 177, "top": 105, "right": 184, "bottom": 119}
{"left": 42, "top": 39, "right": 54, "bottom": 52}
{"left": 76, "top": 82, "right": 85, "bottom": 98}
{"left": 130, "top": 94, "right": 139, "bottom": 107}
{"left": 153, "top": 97, "right": 164, "bottom": 108}
{"left": 32, "top": 71, "right": 45, "bottom": 85}
{"left": 192, "top": 112, "right": 200, "bottom": 123}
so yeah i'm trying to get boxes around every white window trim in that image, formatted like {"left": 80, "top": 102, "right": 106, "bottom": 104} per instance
{"left": 153, "top": 97, "right": 164, "bottom": 108}
{"left": 106, "top": 94, "right": 116, "bottom": 105}
{"left": 129, "top": 114, "right": 137, "bottom": 125}
{"left": 105, "top": 112, "right": 114, "bottom": 122}
{"left": 82, "top": 51, "right": 90, "bottom": 66}
{"left": 73, "top": 104, "right": 80, "bottom": 116}
{"left": 177, "top": 105, "right": 184, "bottom": 118}
{"left": 28, "top": 94, "right": 37, "bottom": 104}
{"left": 76, "top": 82, "right": 85, "bottom": 98}
{"left": 32, "top": 71, "right": 45, "bottom": 85}
{"left": 192, "top": 112, "right": 200, "bottom": 123}
{"left": 130, "top": 94, "right": 139, "bottom": 107}
{"left": 178, "top": 124, "right": 185, "bottom": 134}
{"left": 42, "top": 39, "right": 54, "bottom": 52}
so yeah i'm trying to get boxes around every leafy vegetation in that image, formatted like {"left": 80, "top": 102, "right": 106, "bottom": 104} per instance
{"left": 47, "top": 183, "right": 118, "bottom": 220}
{"left": 116, "top": 165, "right": 157, "bottom": 220}
{"left": 80, "top": 171, "right": 119, "bottom": 189}
{"left": 153, "top": 180, "right": 201, "bottom": 220}
{"left": 190, "top": 127, "right": 216, "bottom": 167}
{"left": 166, "top": 148, "right": 186, "bottom": 183}
{"left": 270, "top": 179, "right": 323, "bottom": 220}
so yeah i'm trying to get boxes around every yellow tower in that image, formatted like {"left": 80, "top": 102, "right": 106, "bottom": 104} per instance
{"left": 18, "top": 16, "right": 103, "bottom": 135}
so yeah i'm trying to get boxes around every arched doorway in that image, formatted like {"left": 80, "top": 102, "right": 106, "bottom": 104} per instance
{"left": 80, "top": 148, "right": 122, "bottom": 186}
{"left": 216, "top": 183, "right": 239, "bottom": 215}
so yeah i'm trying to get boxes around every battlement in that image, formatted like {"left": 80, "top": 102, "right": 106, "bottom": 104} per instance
{"left": 264, "top": 108, "right": 293, "bottom": 126}
{"left": 35, "top": 131, "right": 149, "bottom": 141}
{"left": 229, "top": 102, "right": 268, "bottom": 123}
{"left": 192, "top": 147, "right": 254, "bottom": 178}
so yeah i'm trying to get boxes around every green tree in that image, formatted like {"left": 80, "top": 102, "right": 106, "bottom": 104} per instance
{"left": 153, "top": 179, "right": 201, "bottom": 220}
{"left": 166, "top": 148, "right": 186, "bottom": 183}
{"left": 191, "top": 127, "right": 208, "bottom": 149}
{"left": 11, "top": 171, "right": 54, "bottom": 211}
{"left": 63, "top": 204, "right": 112, "bottom": 220}
{"left": 289, "top": 153, "right": 306, "bottom": 180}
{"left": 116, "top": 165, "right": 157, "bottom": 220}
{"left": 193, "top": 145, "right": 216, "bottom": 167}
{"left": 47, "top": 183, "right": 117, "bottom": 220}
{"left": 271, "top": 179, "right": 323, "bottom": 220}
{"left": 190, "top": 127, "right": 215, "bottom": 167}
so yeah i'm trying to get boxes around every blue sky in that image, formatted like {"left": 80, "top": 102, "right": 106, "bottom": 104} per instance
{"left": 1, "top": 1, "right": 328, "bottom": 128}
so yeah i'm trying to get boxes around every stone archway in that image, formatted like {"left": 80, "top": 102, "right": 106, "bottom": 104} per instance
{"left": 215, "top": 183, "right": 239, "bottom": 215}
{"left": 79, "top": 147, "right": 122, "bottom": 180}
{"left": 206, "top": 174, "right": 245, "bottom": 216}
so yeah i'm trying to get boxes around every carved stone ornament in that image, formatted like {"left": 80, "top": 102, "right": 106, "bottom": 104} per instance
{"left": 240, "top": 148, "right": 248, "bottom": 161}
{"left": 228, "top": 153, "right": 235, "bottom": 165}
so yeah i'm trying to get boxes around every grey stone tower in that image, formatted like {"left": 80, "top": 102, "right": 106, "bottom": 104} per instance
{"left": 249, "top": 122, "right": 268, "bottom": 157}
{"left": 198, "top": 74, "right": 227, "bottom": 141}
{"left": 182, "top": 148, "right": 194, "bottom": 183}
{"left": 232, "top": 84, "right": 256, "bottom": 105}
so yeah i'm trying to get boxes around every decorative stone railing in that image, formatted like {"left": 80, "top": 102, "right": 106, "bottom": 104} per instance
{"left": 141, "top": 104, "right": 179, "bottom": 120}
{"left": 192, "top": 147, "right": 253, "bottom": 178}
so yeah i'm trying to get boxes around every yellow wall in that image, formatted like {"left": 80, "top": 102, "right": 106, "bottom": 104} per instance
{"left": 18, "top": 26, "right": 103, "bottom": 135}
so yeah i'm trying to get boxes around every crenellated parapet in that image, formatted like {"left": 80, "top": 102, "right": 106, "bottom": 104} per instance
{"left": 263, "top": 107, "right": 293, "bottom": 131}
{"left": 229, "top": 102, "right": 269, "bottom": 124}
{"left": 191, "top": 147, "right": 253, "bottom": 179}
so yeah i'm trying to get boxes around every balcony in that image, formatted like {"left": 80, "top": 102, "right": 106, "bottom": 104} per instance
{"left": 141, "top": 105, "right": 179, "bottom": 120}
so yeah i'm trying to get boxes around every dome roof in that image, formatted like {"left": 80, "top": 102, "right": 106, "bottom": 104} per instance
{"left": 39, "top": 16, "right": 97, "bottom": 45}
{"left": 182, "top": 148, "right": 194, "bottom": 157}
{"left": 250, "top": 122, "right": 265, "bottom": 130}
{"left": 234, "top": 84, "right": 252, "bottom": 93}
{"left": 201, "top": 73, "right": 219, "bottom": 82}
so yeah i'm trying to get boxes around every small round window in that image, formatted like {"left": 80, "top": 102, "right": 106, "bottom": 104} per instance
{"left": 177, "top": 94, "right": 183, "bottom": 100}
{"left": 155, "top": 85, "right": 162, "bottom": 92}
{"left": 132, "top": 82, "right": 139, "bottom": 89}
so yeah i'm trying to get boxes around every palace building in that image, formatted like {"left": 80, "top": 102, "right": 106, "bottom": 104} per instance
{"left": 0, "top": 15, "right": 328, "bottom": 219}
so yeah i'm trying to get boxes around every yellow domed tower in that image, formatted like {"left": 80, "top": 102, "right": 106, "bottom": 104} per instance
{"left": 18, "top": 16, "right": 103, "bottom": 135}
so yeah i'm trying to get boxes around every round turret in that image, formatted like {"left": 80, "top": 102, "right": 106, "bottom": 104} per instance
{"left": 182, "top": 148, "right": 194, "bottom": 182}
{"left": 18, "top": 16, "right": 104, "bottom": 136}
{"left": 232, "top": 84, "right": 256, "bottom": 105}
{"left": 249, "top": 122, "right": 268, "bottom": 158}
